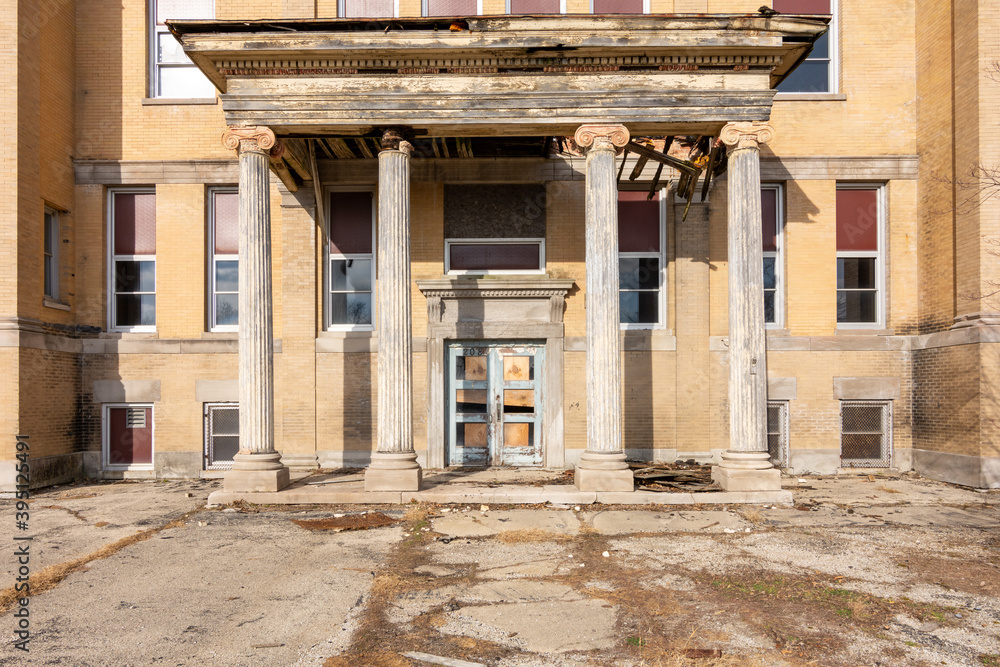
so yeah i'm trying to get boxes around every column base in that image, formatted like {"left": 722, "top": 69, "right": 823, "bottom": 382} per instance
{"left": 279, "top": 453, "right": 320, "bottom": 470}
{"left": 574, "top": 451, "right": 634, "bottom": 492}
{"left": 224, "top": 453, "right": 290, "bottom": 492}
{"left": 365, "top": 451, "right": 422, "bottom": 491}
{"left": 712, "top": 451, "right": 781, "bottom": 491}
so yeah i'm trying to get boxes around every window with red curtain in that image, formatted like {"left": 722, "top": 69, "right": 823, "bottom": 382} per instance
{"left": 508, "top": 0, "right": 560, "bottom": 13}
{"left": 761, "top": 187, "right": 781, "bottom": 324}
{"left": 329, "top": 191, "right": 375, "bottom": 328}
{"left": 592, "top": 0, "right": 643, "bottom": 14}
{"left": 111, "top": 191, "right": 156, "bottom": 330}
{"left": 618, "top": 191, "right": 662, "bottom": 326}
{"left": 836, "top": 187, "right": 881, "bottom": 325}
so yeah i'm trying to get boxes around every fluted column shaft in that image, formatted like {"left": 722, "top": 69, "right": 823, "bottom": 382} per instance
{"left": 376, "top": 142, "right": 413, "bottom": 456}
{"left": 220, "top": 127, "right": 288, "bottom": 492}
{"left": 573, "top": 124, "right": 634, "bottom": 492}
{"left": 720, "top": 122, "right": 775, "bottom": 471}
{"left": 366, "top": 130, "right": 420, "bottom": 491}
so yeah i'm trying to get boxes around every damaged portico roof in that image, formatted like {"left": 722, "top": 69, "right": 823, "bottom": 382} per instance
{"left": 170, "top": 14, "right": 828, "bottom": 137}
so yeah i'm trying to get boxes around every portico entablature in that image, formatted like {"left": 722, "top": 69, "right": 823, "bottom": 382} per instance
{"left": 170, "top": 14, "right": 828, "bottom": 137}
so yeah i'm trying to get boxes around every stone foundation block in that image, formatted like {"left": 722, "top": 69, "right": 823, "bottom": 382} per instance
{"left": 365, "top": 466, "right": 422, "bottom": 492}
{"left": 223, "top": 468, "right": 290, "bottom": 493}
{"left": 711, "top": 466, "right": 782, "bottom": 492}
{"left": 574, "top": 467, "right": 634, "bottom": 492}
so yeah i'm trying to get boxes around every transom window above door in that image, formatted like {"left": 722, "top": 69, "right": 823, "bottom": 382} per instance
{"left": 444, "top": 184, "right": 546, "bottom": 275}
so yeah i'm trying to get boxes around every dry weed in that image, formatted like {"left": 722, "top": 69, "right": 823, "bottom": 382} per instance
{"left": 877, "top": 486, "right": 902, "bottom": 494}
{"left": 494, "top": 528, "right": 564, "bottom": 544}
{"left": 403, "top": 503, "right": 435, "bottom": 525}
{"left": 370, "top": 573, "right": 408, "bottom": 598}
{"left": 738, "top": 508, "right": 765, "bottom": 526}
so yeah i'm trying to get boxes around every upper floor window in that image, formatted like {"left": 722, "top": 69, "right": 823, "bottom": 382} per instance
{"left": 618, "top": 190, "right": 666, "bottom": 329}
{"left": 774, "top": 0, "right": 838, "bottom": 94}
{"left": 44, "top": 207, "right": 60, "bottom": 301}
{"left": 507, "top": 0, "right": 564, "bottom": 13}
{"left": 150, "top": 0, "right": 216, "bottom": 99}
{"left": 444, "top": 184, "right": 546, "bottom": 276}
{"left": 327, "top": 189, "right": 376, "bottom": 330}
{"left": 836, "top": 184, "right": 884, "bottom": 328}
{"left": 591, "top": 0, "right": 646, "bottom": 13}
{"left": 761, "top": 185, "right": 784, "bottom": 327}
{"left": 340, "top": 0, "right": 398, "bottom": 17}
{"left": 109, "top": 190, "right": 157, "bottom": 332}
{"left": 424, "top": 0, "right": 480, "bottom": 15}
{"left": 209, "top": 189, "right": 239, "bottom": 331}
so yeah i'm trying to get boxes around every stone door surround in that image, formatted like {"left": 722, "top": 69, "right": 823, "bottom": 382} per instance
{"left": 417, "top": 277, "right": 574, "bottom": 469}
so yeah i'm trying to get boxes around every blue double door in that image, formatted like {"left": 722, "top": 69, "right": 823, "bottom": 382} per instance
{"left": 447, "top": 341, "right": 544, "bottom": 467}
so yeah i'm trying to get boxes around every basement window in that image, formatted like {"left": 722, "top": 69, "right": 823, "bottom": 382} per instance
{"left": 204, "top": 403, "right": 239, "bottom": 470}
{"left": 840, "top": 400, "right": 892, "bottom": 468}
{"left": 767, "top": 401, "right": 789, "bottom": 468}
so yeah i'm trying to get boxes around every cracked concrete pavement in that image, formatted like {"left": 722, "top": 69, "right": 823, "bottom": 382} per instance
{"left": 1, "top": 473, "right": 998, "bottom": 666}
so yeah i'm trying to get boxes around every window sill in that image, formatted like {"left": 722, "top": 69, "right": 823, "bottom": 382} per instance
{"left": 100, "top": 331, "right": 158, "bottom": 339}
{"left": 773, "top": 93, "right": 847, "bottom": 102}
{"left": 43, "top": 298, "right": 71, "bottom": 311}
{"left": 141, "top": 97, "right": 218, "bottom": 106}
{"left": 201, "top": 331, "right": 238, "bottom": 339}
{"left": 318, "top": 330, "right": 376, "bottom": 338}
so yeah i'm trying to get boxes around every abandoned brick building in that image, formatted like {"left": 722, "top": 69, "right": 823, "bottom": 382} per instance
{"left": 2, "top": 0, "right": 998, "bottom": 494}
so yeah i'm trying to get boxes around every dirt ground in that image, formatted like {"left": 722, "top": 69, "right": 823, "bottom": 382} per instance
{"left": 2, "top": 473, "right": 999, "bottom": 666}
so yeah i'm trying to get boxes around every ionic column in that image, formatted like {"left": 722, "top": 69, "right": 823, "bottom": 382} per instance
{"left": 221, "top": 126, "right": 289, "bottom": 493}
{"left": 573, "top": 124, "right": 635, "bottom": 492}
{"left": 713, "top": 121, "right": 782, "bottom": 492}
{"left": 365, "top": 129, "right": 421, "bottom": 492}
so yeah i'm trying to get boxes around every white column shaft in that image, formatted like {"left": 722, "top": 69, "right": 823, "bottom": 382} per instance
{"left": 376, "top": 147, "right": 413, "bottom": 455}
{"left": 237, "top": 144, "right": 275, "bottom": 458}
{"left": 726, "top": 144, "right": 768, "bottom": 457}
{"left": 585, "top": 144, "right": 623, "bottom": 454}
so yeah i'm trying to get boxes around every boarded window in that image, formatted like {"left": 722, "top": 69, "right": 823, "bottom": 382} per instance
{"left": 107, "top": 406, "right": 153, "bottom": 467}
{"left": 444, "top": 185, "right": 546, "bottom": 239}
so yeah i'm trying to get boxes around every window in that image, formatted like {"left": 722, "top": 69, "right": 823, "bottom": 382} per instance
{"left": 840, "top": 400, "right": 892, "bottom": 468}
{"left": 44, "top": 207, "right": 60, "bottom": 301}
{"left": 836, "top": 185, "right": 884, "bottom": 327}
{"left": 204, "top": 403, "right": 238, "bottom": 470}
{"left": 774, "top": 0, "right": 837, "bottom": 93}
{"left": 328, "top": 190, "right": 375, "bottom": 330}
{"left": 209, "top": 189, "right": 239, "bottom": 331}
{"left": 103, "top": 404, "right": 154, "bottom": 470}
{"left": 618, "top": 190, "right": 666, "bottom": 328}
{"left": 109, "top": 190, "right": 157, "bottom": 331}
{"left": 424, "top": 0, "right": 480, "bottom": 15}
{"left": 761, "top": 185, "right": 783, "bottom": 327}
{"left": 340, "top": 0, "right": 397, "bottom": 17}
{"left": 767, "top": 401, "right": 789, "bottom": 467}
{"left": 444, "top": 184, "right": 546, "bottom": 276}
{"left": 150, "top": 0, "right": 216, "bottom": 98}
{"left": 445, "top": 239, "right": 545, "bottom": 275}
{"left": 591, "top": 0, "right": 646, "bottom": 13}
{"left": 507, "top": 0, "right": 564, "bottom": 13}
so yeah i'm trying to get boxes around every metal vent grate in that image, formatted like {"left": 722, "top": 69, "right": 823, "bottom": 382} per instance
{"left": 205, "top": 403, "right": 239, "bottom": 470}
{"left": 126, "top": 407, "right": 146, "bottom": 429}
{"left": 840, "top": 400, "right": 892, "bottom": 468}
{"left": 766, "top": 401, "right": 788, "bottom": 468}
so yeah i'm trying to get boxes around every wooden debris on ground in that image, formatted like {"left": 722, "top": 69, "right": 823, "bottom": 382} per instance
{"left": 627, "top": 461, "right": 721, "bottom": 492}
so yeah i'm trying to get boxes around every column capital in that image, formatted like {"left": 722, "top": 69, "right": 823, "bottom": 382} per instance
{"left": 574, "top": 124, "right": 630, "bottom": 154}
{"left": 380, "top": 128, "right": 413, "bottom": 155}
{"left": 720, "top": 122, "right": 775, "bottom": 151}
{"left": 222, "top": 126, "right": 285, "bottom": 159}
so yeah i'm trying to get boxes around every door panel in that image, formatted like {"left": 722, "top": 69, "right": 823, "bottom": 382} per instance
{"left": 447, "top": 342, "right": 544, "bottom": 467}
